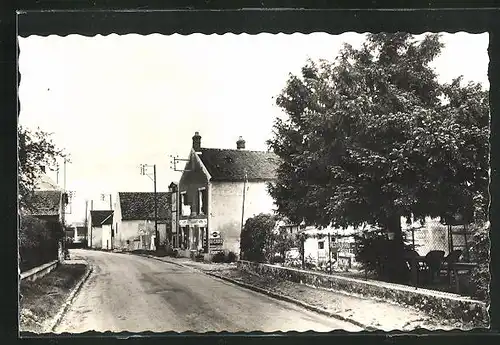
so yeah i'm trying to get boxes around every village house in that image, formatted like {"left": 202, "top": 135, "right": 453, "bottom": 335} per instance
{"left": 175, "top": 132, "right": 280, "bottom": 259}
{"left": 112, "top": 192, "right": 171, "bottom": 251}
{"left": 297, "top": 216, "right": 474, "bottom": 270}
{"left": 88, "top": 210, "right": 114, "bottom": 250}
{"left": 22, "top": 170, "right": 69, "bottom": 261}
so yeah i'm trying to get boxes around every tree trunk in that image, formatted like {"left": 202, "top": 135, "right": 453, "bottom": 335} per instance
{"left": 384, "top": 214, "right": 409, "bottom": 283}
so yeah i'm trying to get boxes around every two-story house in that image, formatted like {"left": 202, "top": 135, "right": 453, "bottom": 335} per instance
{"left": 176, "top": 132, "right": 281, "bottom": 259}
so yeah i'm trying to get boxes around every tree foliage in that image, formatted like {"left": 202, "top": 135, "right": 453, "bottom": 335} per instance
{"left": 268, "top": 33, "right": 489, "bottom": 238}
{"left": 240, "top": 213, "right": 277, "bottom": 262}
{"left": 18, "top": 126, "right": 68, "bottom": 211}
{"left": 468, "top": 222, "right": 490, "bottom": 301}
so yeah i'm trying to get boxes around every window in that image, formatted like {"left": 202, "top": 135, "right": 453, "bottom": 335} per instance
{"left": 198, "top": 188, "right": 208, "bottom": 214}
{"left": 180, "top": 192, "right": 188, "bottom": 206}
{"left": 318, "top": 241, "right": 325, "bottom": 250}
{"left": 115, "top": 223, "right": 118, "bottom": 235}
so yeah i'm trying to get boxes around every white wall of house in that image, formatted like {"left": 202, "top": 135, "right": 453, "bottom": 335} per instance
{"left": 102, "top": 224, "right": 113, "bottom": 250}
{"left": 90, "top": 226, "right": 103, "bottom": 249}
{"left": 209, "top": 180, "right": 276, "bottom": 254}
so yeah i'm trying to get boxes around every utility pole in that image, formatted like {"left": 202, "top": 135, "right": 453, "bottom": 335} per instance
{"left": 63, "top": 158, "right": 67, "bottom": 191}
{"left": 90, "top": 200, "right": 93, "bottom": 248}
{"left": 240, "top": 169, "right": 248, "bottom": 259}
{"left": 56, "top": 163, "right": 59, "bottom": 184}
{"left": 140, "top": 164, "right": 159, "bottom": 251}
{"left": 84, "top": 200, "right": 88, "bottom": 247}
{"left": 153, "top": 165, "right": 158, "bottom": 250}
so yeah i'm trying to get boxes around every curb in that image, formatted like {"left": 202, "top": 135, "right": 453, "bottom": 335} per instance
{"left": 131, "top": 253, "right": 376, "bottom": 331}
{"left": 47, "top": 261, "right": 94, "bottom": 333}
{"left": 204, "top": 271, "right": 378, "bottom": 332}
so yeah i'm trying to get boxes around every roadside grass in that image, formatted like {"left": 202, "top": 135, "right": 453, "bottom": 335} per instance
{"left": 19, "top": 263, "right": 87, "bottom": 333}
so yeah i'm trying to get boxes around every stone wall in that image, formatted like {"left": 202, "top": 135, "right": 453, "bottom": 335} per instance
{"left": 237, "top": 260, "right": 489, "bottom": 325}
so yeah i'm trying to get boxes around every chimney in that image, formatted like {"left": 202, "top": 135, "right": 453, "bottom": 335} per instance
{"left": 192, "top": 131, "right": 201, "bottom": 152}
{"left": 40, "top": 166, "right": 46, "bottom": 173}
{"left": 236, "top": 136, "right": 246, "bottom": 150}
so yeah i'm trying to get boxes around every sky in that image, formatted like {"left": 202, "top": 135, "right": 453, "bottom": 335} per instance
{"left": 18, "top": 32, "right": 490, "bottom": 224}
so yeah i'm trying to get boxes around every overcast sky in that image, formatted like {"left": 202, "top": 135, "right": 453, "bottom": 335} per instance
{"left": 18, "top": 32, "right": 490, "bottom": 223}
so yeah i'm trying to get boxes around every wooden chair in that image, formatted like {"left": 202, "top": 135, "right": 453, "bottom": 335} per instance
{"left": 425, "top": 250, "right": 445, "bottom": 283}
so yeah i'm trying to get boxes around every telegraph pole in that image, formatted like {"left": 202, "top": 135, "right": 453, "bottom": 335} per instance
{"left": 153, "top": 164, "right": 158, "bottom": 250}
{"left": 140, "top": 164, "right": 159, "bottom": 251}
{"left": 63, "top": 158, "right": 67, "bottom": 191}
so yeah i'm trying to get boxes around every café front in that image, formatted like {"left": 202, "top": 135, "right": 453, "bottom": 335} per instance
{"left": 177, "top": 217, "right": 224, "bottom": 259}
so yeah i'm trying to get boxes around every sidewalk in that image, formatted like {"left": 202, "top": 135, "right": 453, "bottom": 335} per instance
{"left": 138, "top": 255, "right": 476, "bottom": 331}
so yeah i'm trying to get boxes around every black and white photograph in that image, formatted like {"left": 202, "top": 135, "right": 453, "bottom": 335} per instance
{"left": 17, "top": 29, "right": 491, "bottom": 334}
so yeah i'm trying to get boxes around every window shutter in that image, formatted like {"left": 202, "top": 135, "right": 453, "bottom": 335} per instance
{"left": 202, "top": 189, "right": 208, "bottom": 214}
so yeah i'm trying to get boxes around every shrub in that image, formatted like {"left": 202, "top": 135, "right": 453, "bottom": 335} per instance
{"left": 354, "top": 230, "right": 413, "bottom": 283}
{"left": 240, "top": 213, "right": 277, "bottom": 262}
{"left": 225, "top": 251, "right": 237, "bottom": 263}
{"left": 270, "top": 255, "right": 285, "bottom": 264}
{"left": 212, "top": 251, "right": 225, "bottom": 263}
{"left": 19, "top": 215, "right": 63, "bottom": 272}
{"left": 469, "top": 222, "right": 490, "bottom": 301}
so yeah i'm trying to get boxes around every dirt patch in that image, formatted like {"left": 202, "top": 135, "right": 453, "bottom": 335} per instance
{"left": 19, "top": 263, "right": 87, "bottom": 333}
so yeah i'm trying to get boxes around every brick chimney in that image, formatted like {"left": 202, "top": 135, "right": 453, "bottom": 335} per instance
{"left": 192, "top": 132, "right": 201, "bottom": 151}
{"left": 236, "top": 136, "right": 246, "bottom": 150}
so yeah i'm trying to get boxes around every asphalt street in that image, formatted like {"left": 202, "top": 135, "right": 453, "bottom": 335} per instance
{"left": 55, "top": 249, "right": 363, "bottom": 333}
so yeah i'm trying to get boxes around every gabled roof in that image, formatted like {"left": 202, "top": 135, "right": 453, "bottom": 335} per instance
{"left": 118, "top": 192, "right": 171, "bottom": 221}
{"left": 25, "top": 190, "right": 62, "bottom": 216}
{"left": 90, "top": 210, "right": 114, "bottom": 227}
{"left": 197, "top": 148, "right": 280, "bottom": 182}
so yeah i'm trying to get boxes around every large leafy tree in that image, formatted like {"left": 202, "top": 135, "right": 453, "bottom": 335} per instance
{"left": 268, "top": 33, "right": 489, "bottom": 260}
{"left": 18, "top": 126, "right": 68, "bottom": 211}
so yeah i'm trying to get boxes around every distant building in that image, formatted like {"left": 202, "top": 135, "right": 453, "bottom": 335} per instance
{"left": 88, "top": 210, "right": 113, "bottom": 250}
{"left": 112, "top": 192, "right": 171, "bottom": 251}
{"left": 175, "top": 132, "right": 280, "bottom": 258}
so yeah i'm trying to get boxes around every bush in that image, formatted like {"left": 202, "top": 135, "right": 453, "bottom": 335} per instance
{"left": 195, "top": 250, "right": 205, "bottom": 262}
{"left": 240, "top": 213, "right": 277, "bottom": 262}
{"left": 354, "top": 230, "right": 413, "bottom": 283}
{"left": 212, "top": 251, "right": 226, "bottom": 263}
{"left": 469, "top": 222, "right": 490, "bottom": 301}
{"left": 225, "top": 251, "right": 237, "bottom": 263}
{"left": 19, "top": 215, "right": 63, "bottom": 272}
{"left": 270, "top": 255, "right": 285, "bottom": 264}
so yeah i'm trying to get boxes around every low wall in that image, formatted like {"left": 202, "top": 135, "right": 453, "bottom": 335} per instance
{"left": 20, "top": 260, "right": 59, "bottom": 282}
{"left": 237, "top": 260, "right": 489, "bottom": 325}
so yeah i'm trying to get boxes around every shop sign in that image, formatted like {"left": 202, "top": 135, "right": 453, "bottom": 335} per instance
{"left": 209, "top": 238, "right": 223, "bottom": 246}
{"left": 178, "top": 218, "right": 207, "bottom": 227}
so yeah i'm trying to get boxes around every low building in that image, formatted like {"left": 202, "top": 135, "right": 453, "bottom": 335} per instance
{"left": 88, "top": 210, "right": 113, "bottom": 250}
{"left": 175, "top": 132, "right": 280, "bottom": 258}
{"left": 112, "top": 192, "right": 171, "bottom": 251}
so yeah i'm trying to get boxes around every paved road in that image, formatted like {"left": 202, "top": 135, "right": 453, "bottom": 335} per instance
{"left": 55, "top": 249, "right": 362, "bottom": 333}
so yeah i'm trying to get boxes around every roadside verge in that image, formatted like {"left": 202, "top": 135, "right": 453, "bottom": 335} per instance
{"left": 19, "top": 260, "right": 93, "bottom": 334}
{"left": 48, "top": 261, "right": 94, "bottom": 333}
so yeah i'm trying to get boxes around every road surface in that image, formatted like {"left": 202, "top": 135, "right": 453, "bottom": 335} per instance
{"left": 55, "top": 249, "right": 363, "bottom": 333}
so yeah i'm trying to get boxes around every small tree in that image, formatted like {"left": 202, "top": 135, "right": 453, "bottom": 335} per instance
{"left": 18, "top": 126, "right": 68, "bottom": 211}
{"left": 240, "top": 213, "right": 277, "bottom": 262}
{"left": 272, "top": 227, "right": 296, "bottom": 260}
